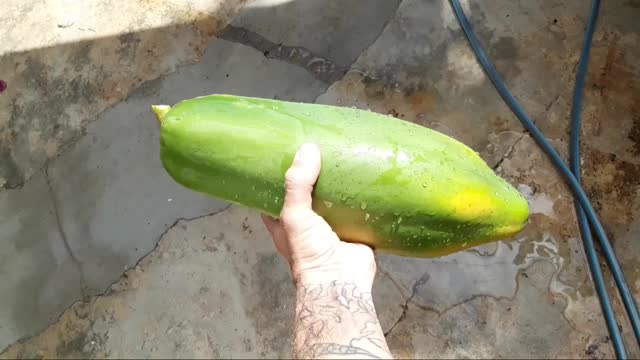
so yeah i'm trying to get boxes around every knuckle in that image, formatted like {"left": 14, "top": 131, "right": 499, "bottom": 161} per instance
{"left": 285, "top": 168, "right": 310, "bottom": 188}
{"left": 281, "top": 210, "right": 319, "bottom": 233}
{"left": 279, "top": 207, "right": 295, "bottom": 221}
{"left": 281, "top": 208, "right": 309, "bottom": 225}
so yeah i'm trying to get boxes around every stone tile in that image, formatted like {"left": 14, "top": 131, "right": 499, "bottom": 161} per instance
{"left": 0, "top": 0, "right": 246, "bottom": 189}
{"left": 0, "top": 174, "right": 83, "bottom": 350}
{"left": 231, "top": 0, "right": 402, "bottom": 68}
{"left": 383, "top": 261, "right": 610, "bottom": 358}
{"left": 3, "top": 0, "right": 640, "bottom": 358}
{"left": 314, "top": 0, "right": 580, "bottom": 152}
{"left": 2, "top": 0, "right": 248, "bottom": 55}
{"left": 0, "top": 38, "right": 327, "bottom": 351}
{"left": 46, "top": 39, "right": 326, "bottom": 294}
{"left": 0, "top": 207, "right": 296, "bottom": 359}
{"left": 376, "top": 243, "right": 521, "bottom": 313}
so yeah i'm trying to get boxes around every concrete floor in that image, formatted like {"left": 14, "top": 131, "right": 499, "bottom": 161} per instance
{"left": 1, "top": 0, "right": 639, "bottom": 358}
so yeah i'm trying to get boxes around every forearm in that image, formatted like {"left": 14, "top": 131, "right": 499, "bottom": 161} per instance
{"left": 293, "top": 281, "right": 392, "bottom": 359}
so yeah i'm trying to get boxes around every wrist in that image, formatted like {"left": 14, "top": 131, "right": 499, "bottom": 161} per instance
{"left": 293, "top": 268, "right": 374, "bottom": 293}
{"left": 288, "top": 243, "right": 377, "bottom": 292}
{"left": 294, "top": 280, "right": 376, "bottom": 308}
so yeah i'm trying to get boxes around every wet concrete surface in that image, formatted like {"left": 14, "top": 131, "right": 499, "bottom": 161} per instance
{"left": 1, "top": 0, "right": 640, "bottom": 358}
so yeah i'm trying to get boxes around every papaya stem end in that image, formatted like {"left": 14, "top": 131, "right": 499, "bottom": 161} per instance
{"left": 152, "top": 105, "right": 171, "bottom": 124}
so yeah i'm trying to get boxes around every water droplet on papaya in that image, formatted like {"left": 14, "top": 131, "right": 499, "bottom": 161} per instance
{"left": 323, "top": 200, "right": 334, "bottom": 208}
{"left": 413, "top": 170, "right": 419, "bottom": 175}
{"left": 360, "top": 202, "right": 367, "bottom": 210}
{"left": 422, "top": 183, "right": 427, "bottom": 188}
{"left": 365, "top": 213, "right": 370, "bottom": 221}
{"left": 398, "top": 217, "right": 403, "bottom": 223}
{"left": 335, "top": 163, "right": 340, "bottom": 167}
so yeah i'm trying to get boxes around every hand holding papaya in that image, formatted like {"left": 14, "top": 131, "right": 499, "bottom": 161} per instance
{"left": 262, "top": 144, "right": 376, "bottom": 290}
{"left": 262, "top": 144, "right": 392, "bottom": 359}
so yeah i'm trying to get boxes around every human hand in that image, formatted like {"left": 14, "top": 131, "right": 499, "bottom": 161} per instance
{"left": 262, "top": 144, "right": 377, "bottom": 290}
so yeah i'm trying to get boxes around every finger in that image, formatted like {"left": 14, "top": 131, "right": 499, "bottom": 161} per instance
{"left": 282, "top": 143, "right": 321, "bottom": 214}
{"left": 262, "top": 214, "right": 285, "bottom": 240}
{"left": 261, "top": 214, "right": 291, "bottom": 258}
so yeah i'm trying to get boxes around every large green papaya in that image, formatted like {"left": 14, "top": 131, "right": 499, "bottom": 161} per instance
{"left": 153, "top": 94, "right": 529, "bottom": 257}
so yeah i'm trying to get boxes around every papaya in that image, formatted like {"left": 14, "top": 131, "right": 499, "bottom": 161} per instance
{"left": 153, "top": 94, "right": 529, "bottom": 257}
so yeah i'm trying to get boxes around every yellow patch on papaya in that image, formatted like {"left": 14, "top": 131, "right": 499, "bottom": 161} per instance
{"left": 493, "top": 223, "right": 525, "bottom": 237}
{"left": 447, "top": 189, "right": 497, "bottom": 219}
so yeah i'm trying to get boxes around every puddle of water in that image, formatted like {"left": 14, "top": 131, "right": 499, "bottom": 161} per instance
{"left": 522, "top": 233, "right": 573, "bottom": 303}
{"left": 518, "top": 184, "right": 557, "bottom": 218}
{"left": 378, "top": 228, "right": 575, "bottom": 313}
{"left": 377, "top": 240, "right": 523, "bottom": 312}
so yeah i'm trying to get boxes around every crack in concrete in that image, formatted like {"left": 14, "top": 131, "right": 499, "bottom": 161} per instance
{"left": 311, "top": 0, "right": 403, "bottom": 102}
{"left": 221, "top": 0, "right": 404, "bottom": 90}
{"left": 0, "top": 204, "right": 234, "bottom": 355}
{"left": 543, "top": 93, "right": 561, "bottom": 114}
{"left": 492, "top": 131, "right": 528, "bottom": 171}
{"left": 384, "top": 272, "right": 430, "bottom": 337}
{"left": 378, "top": 256, "right": 596, "bottom": 345}
{"left": 2, "top": 126, "right": 93, "bottom": 193}
{"left": 219, "top": 25, "right": 347, "bottom": 84}
{"left": 99, "top": 203, "right": 233, "bottom": 296}
{"left": 44, "top": 163, "right": 87, "bottom": 297}
{"left": 491, "top": 85, "right": 564, "bottom": 172}
{"left": 378, "top": 269, "right": 517, "bottom": 337}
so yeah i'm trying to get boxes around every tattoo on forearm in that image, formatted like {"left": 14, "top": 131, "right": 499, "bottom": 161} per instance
{"left": 294, "top": 281, "right": 391, "bottom": 359}
{"left": 299, "top": 343, "right": 381, "bottom": 359}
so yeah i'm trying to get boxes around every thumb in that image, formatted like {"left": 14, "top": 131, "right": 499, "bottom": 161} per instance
{"left": 282, "top": 143, "right": 321, "bottom": 216}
